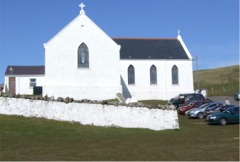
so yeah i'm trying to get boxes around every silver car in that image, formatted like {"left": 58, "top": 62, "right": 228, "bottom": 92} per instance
{"left": 187, "top": 102, "right": 222, "bottom": 119}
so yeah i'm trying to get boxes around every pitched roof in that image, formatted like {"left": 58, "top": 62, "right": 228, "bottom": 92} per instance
{"left": 113, "top": 38, "right": 190, "bottom": 60}
{"left": 5, "top": 66, "right": 45, "bottom": 75}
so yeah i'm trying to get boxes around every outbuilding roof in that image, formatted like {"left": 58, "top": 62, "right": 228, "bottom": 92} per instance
{"left": 113, "top": 38, "right": 190, "bottom": 60}
{"left": 5, "top": 66, "right": 45, "bottom": 75}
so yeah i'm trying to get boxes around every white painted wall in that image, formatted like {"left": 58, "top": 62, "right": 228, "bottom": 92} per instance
{"left": 4, "top": 75, "right": 45, "bottom": 95}
{"left": 0, "top": 97, "right": 179, "bottom": 131}
{"left": 164, "top": 60, "right": 194, "bottom": 99}
{"left": 120, "top": 59, "right": 194, "bottom": 100}
{"left": 43, "top": 13, "right": 121, "bottom": 100}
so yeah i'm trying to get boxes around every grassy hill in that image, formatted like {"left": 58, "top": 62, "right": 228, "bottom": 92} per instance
{"left": 193, "top": 65, "right": 239, "bottom": 96}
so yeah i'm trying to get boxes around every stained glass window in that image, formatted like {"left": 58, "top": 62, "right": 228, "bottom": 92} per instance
{"left": 172, "top": 65, "right": 179, "bottom": 84}
{"left": 78, "top": 43, "right": 89, "bottom": 68}
{"left": 128, "top": 65, "right": 135, "bottom": 85}
{"left": 150, "top": 65, "right": 157, "bottom": 85}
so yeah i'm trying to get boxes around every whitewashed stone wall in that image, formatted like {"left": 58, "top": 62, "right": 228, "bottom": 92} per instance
{"left": 0, "top": 97, "right": 179, "bottom": 131}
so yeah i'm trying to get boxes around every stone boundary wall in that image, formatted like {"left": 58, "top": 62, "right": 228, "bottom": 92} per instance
{"left": 0, "top": 97, "right": 179, "bottom": 131}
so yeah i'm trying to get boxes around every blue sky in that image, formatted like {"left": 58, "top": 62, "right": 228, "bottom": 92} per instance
{"left": 0, "top": 0, "right": 239, "bottom": 84}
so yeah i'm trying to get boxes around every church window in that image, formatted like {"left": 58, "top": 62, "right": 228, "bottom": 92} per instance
{"left": 78, "top": 43, "right": 89, "bottom": 68}
{"left": 128, "top": 65, "right": 135, "bottom": 85}
{"left": 172, "top": 65, "right": 179, "bottom": 85}
{"left": 150, "top": 65, "right": 157, "bottom": 85}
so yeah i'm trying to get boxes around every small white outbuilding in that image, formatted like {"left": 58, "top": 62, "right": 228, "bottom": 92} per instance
{"left": 4, "top": 66, "right": 45, "bottom": 95}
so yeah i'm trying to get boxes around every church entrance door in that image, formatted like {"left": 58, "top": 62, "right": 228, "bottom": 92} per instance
{"left": 9, "top": 77, "right": 16, "bottom": 95}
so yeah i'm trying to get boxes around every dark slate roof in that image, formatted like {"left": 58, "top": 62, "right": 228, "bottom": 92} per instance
{"left": 113, "top": 38, "right": 189, "bottom": 60}
{"left": 5, "top": 66, "right": 45, "bottom": 75}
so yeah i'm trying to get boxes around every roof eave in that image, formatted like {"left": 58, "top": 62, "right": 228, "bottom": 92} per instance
{"left": 177, "top": 35, "right": 193, "bottom": 60}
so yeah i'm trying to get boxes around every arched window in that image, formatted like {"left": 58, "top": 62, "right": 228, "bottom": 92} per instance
{"left": 172, "top": 65, "right": 179, "bottom": 84}
{"left": 128, "top": 65, "right": 135, "bottom": 85}
{"left": 150, "top": 65, "right": 157, "bottom": 85}
{"left": 78, "top": 43, "right": 89, "bottom": 68}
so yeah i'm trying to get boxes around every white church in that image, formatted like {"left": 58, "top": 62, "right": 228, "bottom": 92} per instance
{"left": 4, "top": 3, "right": 194, "bottom": 101}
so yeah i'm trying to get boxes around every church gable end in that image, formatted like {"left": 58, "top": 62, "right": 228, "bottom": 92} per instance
{"left": 44, "top": 4, "right": 120, "bottom": 51}
{"left": 43, "top": 3, "right": 122, "bottom": 100}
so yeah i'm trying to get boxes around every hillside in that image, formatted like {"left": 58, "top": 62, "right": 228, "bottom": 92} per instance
{"left": 193, "top": 65, "right": 239, "bottom": 96}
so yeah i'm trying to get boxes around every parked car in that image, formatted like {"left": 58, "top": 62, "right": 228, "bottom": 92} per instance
{"left": 178, "top": 100, "right": 211, "bottom": 115}
{"left": 233, "top": 92, "right": 240, "bottom": 101}
{"left": 184, "top": 93, "right": 205, "bottom": 105}
{"left": 184, "top": 99, "right": 213, "bottom": 115}
{"left": 204, "top": 103, "right": 224, "bottom": 117}
{"left": 207, "top": 106, "right": 239, "bottom": 125}
{"left": 187, "top": 102, "right": 222, "bottom": 119}
{"left": 185, "top": 103, "right": 209, "bottom": 118}
{"left": 186, "top": 98, "right": 213, "bottom": 108}
{"left": 219, "top": 104, "right": 236, "bottom": 112}
{"left": 168, "top": 93, "right": 194, "bottom": 108}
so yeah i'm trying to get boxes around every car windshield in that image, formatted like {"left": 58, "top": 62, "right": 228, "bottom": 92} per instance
{"left": 185, "top": 96, "right": 192, "bottom": 101}
{"left": 207, "top": 104, "right": 222, "bottom": 110}
{"left": 223, "top": 106, "right": 239, "bottom": 113}
{"left": 198, "top": 103, "right": 210, "bottom": 108}
{"left": 223, "top": 105, "right": 235, "bottom": 109}
{"left": 205, "top": 103, "right": 220, "bottom": 110}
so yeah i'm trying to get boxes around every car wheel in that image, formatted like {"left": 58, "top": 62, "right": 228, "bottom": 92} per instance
{"left": 219, "top": 118, "right": 227, "bottom": 125}
{"left": 197, "top": 113, "right": 204, "bottom": 119}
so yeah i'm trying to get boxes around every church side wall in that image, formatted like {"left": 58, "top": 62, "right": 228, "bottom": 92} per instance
{"left": 0, "top": 97, "right": 179, "bottom": 131}
{"left": 120, "top": 60, "right": 194, "bottom": 100}
{"left": 165, "top": 60, "right": 194, "bottom": 99}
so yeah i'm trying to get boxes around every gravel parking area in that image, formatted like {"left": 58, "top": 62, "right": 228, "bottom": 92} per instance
{"left": 208, "top": 96, "right": 239, "bottom": 106}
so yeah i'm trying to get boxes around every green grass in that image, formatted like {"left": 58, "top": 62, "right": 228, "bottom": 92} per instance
{"left": 139, "top": 100, "right": 168, "bottom": 107}
{"left": 193, "top": 65, "right": 239, "bottom": 96}
{"left": 0, "top": 114, "right": 239, "bottom": 161}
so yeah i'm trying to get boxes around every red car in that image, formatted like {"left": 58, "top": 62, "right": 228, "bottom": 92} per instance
{"left": 178, "top": 100, "right": 212, "bottom": 115}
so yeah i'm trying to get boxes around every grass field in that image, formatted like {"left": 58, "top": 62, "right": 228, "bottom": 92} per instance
{"left": 193, "top": 65, "right": 239, "bottom": 96}
{"left": 0, "top": 114, "right": 239, "bottom": 161}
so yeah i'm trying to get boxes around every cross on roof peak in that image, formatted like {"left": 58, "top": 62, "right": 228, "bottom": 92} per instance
{"left": 178, "top": 29, "right": 181, "bottom": 36}
{"left": 79, "top": 2, "right": 86, "bottom": 15}
{"left": 79, "top": 2, "right": 85, "bottom": 10}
